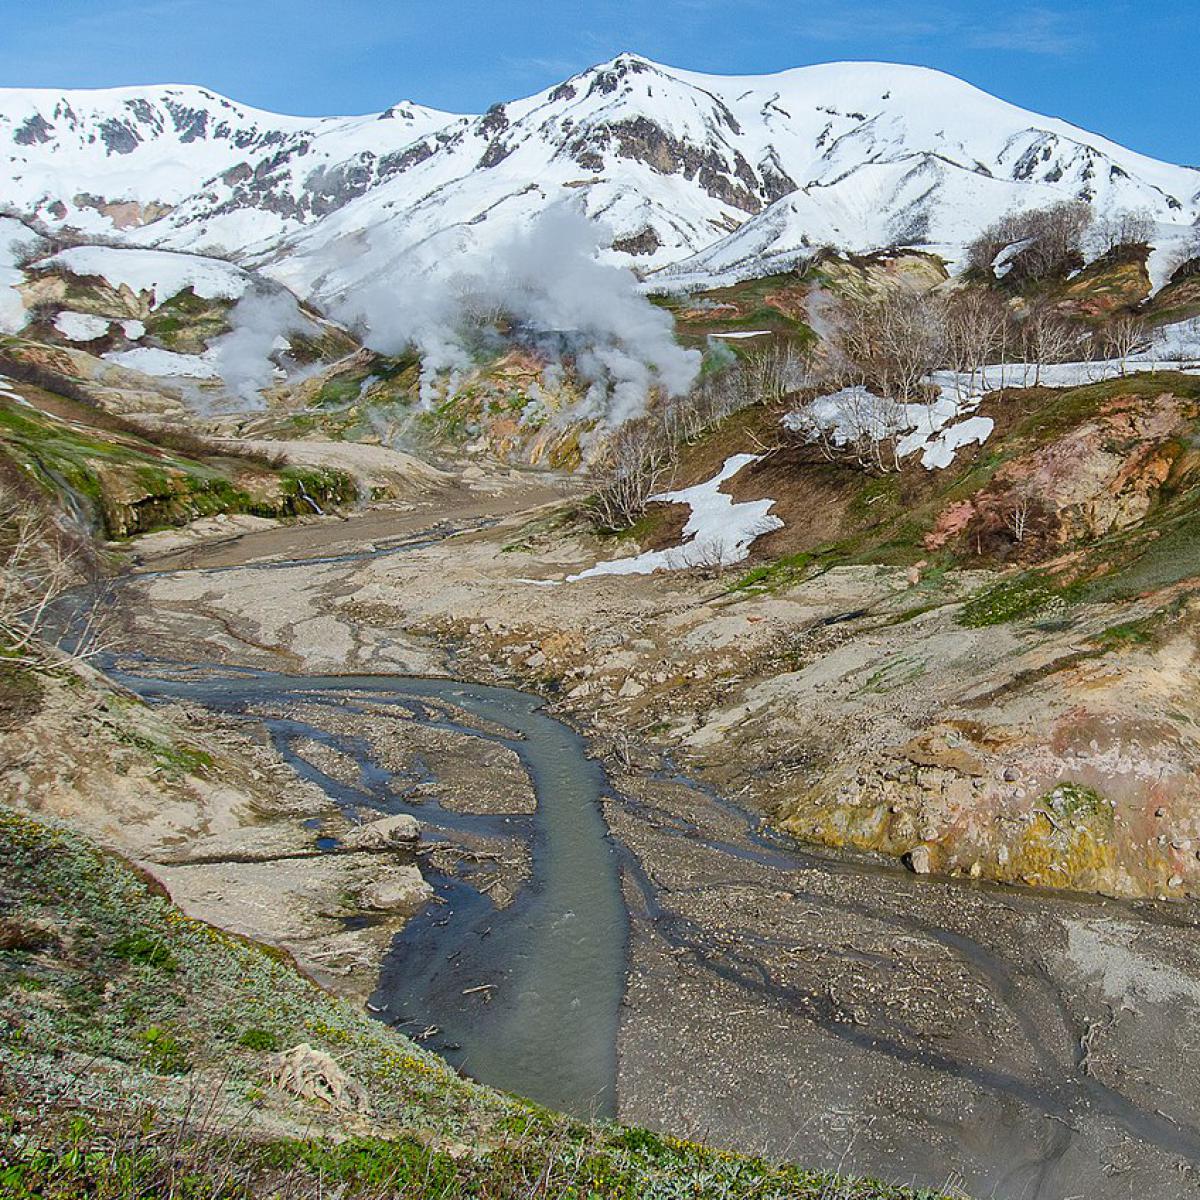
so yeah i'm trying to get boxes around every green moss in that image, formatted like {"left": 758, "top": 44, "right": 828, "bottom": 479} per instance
{"left": 957, "top": 570, "right": 1080, "bottom": 628}
{"left": 1039, "top": 783, "right": 1111, "bottom": 826}
{"left": 733, "top": 550, "right": 820, "bottom": 594}
{"left": 1089, "top": 618, "right": 1157, "bottom": 650}
{"left": 110, "top": 933, "right": 179, "bottom": 973}
{"left": 142, "top": 289, "right": 235, "bottom": 353}
{"left": 135, "top": 1025, "right": 191, "bottom": 1076}
{"left": 236, "top": 1027, "right": 281, "bottom": 1052}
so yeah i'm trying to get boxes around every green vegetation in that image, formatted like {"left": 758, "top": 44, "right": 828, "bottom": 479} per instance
{"left": 141, "top": 288, "right": 234, "bottom": 354}
{"left": 1088, "top": 617, "right": 1158, "bottom": 650}
{"left": 0, "top": 396, "right": 358, "bottom": 538}
{"left": 735, "top": 550, "right": 821, "bottom": 595}
{"left": 956, "top": 571, "right": 1080, "bottom": 628}
{"left": 0, "top": 805, "right": 952, "bottom": 1199}
{"left": 652, "top": 272, "right": 816, "bottom": 347}
{"left": 1038, "top": 783, "right": 1111, "bottom": 827}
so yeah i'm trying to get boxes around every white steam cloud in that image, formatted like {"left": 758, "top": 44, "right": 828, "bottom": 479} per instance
{"left": 336, "top": 207, "right": 701, "bottom": 427}
{"left": 211, "top": 288, "right": 313, "bottom": 407}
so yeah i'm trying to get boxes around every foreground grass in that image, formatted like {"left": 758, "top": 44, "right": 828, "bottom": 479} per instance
{"left": 0, "top": 804, "right": 955, "bottom": 1199}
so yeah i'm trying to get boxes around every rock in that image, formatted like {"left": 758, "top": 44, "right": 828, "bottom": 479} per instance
{"left": 567, "top": 682, "right": 593, "bottom": 700}
{"left": 344, "top": 813, "right": 420, "bottom": 850}
{"left": 907, "top": 845, "right": 933, "bottom": 875}
{"left": 525, "top": 650, "right": 547, "bottom": 669}
{"left": 359, "top": 865, "right": 433, "bottom": 913}
{"left": 618, "top": 677, "right": 646, "bottom": 699}
{"left": 1169, "top": 875, "right": 1184, "bottom": 889}
{"left": 969, "top": 861, "right": 983, "bottom": 879}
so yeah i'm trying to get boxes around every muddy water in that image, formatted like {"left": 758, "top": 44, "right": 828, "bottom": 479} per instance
{"left": 109, "top": 665, "right": 627, "bottom": 1119}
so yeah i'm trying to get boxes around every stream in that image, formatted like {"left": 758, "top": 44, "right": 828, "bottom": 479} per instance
{"left": 107, "top": 664, "right": 628, "bottom": 1119}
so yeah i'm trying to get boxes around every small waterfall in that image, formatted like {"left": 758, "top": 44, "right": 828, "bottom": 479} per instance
{"left": 296, "top": 477, "right": 324, "bottom": 515}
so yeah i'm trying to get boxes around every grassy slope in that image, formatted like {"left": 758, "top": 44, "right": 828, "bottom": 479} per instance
{"left": 713, "top": 372, "right": 1200, "bottom": 615}
{"left": 0, "top": 801, "right": 949, "bottom": 1200}
{"left": 0, "top": 391, "right": 358, "bottom": 538}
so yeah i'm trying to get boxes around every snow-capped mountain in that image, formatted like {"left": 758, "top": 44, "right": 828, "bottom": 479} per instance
{"left": 0, "top": 84, "right": 457, "bottom": 246}
{"left": 3, "top": 56, "right": 1198, "bottom": 298}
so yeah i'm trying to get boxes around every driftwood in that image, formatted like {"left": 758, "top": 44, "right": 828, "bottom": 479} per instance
{"left": 269, "top": 1043, "right": 370, "bottom": 1113}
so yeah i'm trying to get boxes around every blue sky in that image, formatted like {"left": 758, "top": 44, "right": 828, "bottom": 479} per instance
{"left": 2, "top": 0, "right": 1196, "bottom": 164}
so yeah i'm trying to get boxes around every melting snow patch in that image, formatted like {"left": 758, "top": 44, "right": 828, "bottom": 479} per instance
{"left": 54, "top": 310, "right": 111, "bottom": 342}
{"left": 918, "top": 416, "right": 994, "bottom": 469}
{"left": 568, "top": 453, "right": 782, "bottom": 581}
{"left": 47, "top": 246, "right": 250, "bottom": 310}
{"left": 0, "top": 217, "right": 34, "bottom": 334}
{"left": 104, "top": 346, "right": 221, "bottom": 379}
{"left": 121, "top": 319, "right": 146, "bottom": 340}
{"left": 788, "top": 384, "right": 994, "bottom": 472}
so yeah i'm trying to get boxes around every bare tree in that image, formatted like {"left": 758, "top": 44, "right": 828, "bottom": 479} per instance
{"left": 943, "top": 287, "right": 1013, "bottom": 395}
{"left": 1101, "top": 313, "right": 1151, "bottom": 375}
{"left": 1004, "top": 489, "right": 1033, "bottom": 544}
{"left": 1020, "top": 305, "right": 1090, "bottom": 385}
{"left": 824, "top": 288, "right": 946, "bottom": 404}
{"left": 742, "top": 341, "right": 816, "bottom": 403}
{"left": 0, "top": 486, "right": 111, "bottom": 664}
{"left": 1090, "top": 208, "right": 1156, "bottom": 256}
{"left": 967, "top": 201, "right": 1094, "bottom": 284}
{"left": 779, "top": 287, "right": 949, "bottom": 475}
{"left": 583, "top": 417, "right": 678, "bottom": 532}
{"left": 786, "top": 385, "right": 907, "bottom": 474}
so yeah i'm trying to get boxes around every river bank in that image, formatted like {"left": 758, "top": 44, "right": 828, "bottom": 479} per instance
{"left": 67, "top": 480, "right": 1199, "bottom": 1200}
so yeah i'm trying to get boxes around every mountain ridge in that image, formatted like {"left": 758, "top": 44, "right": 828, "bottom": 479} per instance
{"left": 3, "top": 54, "right": 1198, "bottom": 299}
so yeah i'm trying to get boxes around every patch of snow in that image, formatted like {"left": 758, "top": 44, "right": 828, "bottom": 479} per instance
{"left": 46, "top": 246, "right": 251, "bottom": 309}
{"left": 919, "top": 416, "right": 995, "bottom": 469}
{"left": 793, "top": 322, "right": 1200, "bottom": 473}
{"left": 104, "top": 346, "right": 221, "bottom": 379}
{"left": 0, "top": 216, "right": 38, "bottom": 333}
{"left": 569, "top": 453, "right": 782, "bottom": 581}
{"left": 121, "top": 319, "right": 146, "bottom": 340}
{"left": 54, "top": 310, "right": 111, "bottom": 342}
{"left": 789, "top": 384, "right": 992, "bottom": 471}
{"left": 991, "top": 238, "right": 1034, "bottom": 279}
{"left": 708, "top": 330, "right": 772, "bottom": 339}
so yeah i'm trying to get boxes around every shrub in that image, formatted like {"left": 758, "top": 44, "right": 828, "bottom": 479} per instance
{"left": 110, "top": 932, "right": 179, "bottom": 973}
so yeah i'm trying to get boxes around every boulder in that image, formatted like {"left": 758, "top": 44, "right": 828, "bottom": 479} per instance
{"left": 344, "top": 813, "right": 420, "bottom": 851}
{"left": 359, "top": 865, "right": 433, "bottom": 913}
{"left": 907, "top": 844, "right": 933, "bottom": 875}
